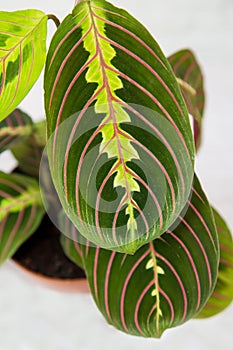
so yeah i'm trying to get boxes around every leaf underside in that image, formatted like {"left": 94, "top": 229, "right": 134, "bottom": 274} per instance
{"left": 0, "top": 9, "right": 47, "bottom": 121}
{"left": 196, "top": 208, "right": 233, "bottom": 318}
{"left": 60, "top": 174, "right": 219, "bottom": 338}
{"left": 0, "top": 108, "right": 32, "bottom": 153}
{"left": 0, "top": 171, "right": 45, "bottom": 264}
{"left": 168, "top": 49, "right": 205, "bottom": 151}
{"left": 45, "top": 0, "right": 195, "bottom": 254}
{"left": 11, "top": 133, "right": 43, "bottom": 178}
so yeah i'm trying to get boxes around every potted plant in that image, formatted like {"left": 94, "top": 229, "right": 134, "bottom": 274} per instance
{"left": 0, "top": 109, "right": 88, "bottom": 292}
{"left": 0, "top": 0, "right": 232, "bottom": 338}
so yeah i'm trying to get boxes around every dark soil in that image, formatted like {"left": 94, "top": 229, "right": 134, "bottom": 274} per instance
{"left": 13, "top": 214, "right": 86, "bottom": 279}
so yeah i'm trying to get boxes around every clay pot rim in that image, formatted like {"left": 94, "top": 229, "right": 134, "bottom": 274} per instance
{"left": 9, "top": 259, "right": 90, "bottom": 294}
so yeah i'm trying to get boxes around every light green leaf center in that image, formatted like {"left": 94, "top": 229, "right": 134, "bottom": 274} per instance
{"left": 80, "top": 2, "right": 140, "bottom": 240}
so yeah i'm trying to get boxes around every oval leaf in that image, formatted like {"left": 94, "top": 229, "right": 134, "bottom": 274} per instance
{"left": 60, "top": 210, "right": 85, "bottom": 270}
{"left": 0, "top": 171, "right": 45, "bottom": 264}
{"left": 168, "top": 49, "right": 205, "bottom": 150}
{"left": 10, "top": 120, "right": 45, "bottom": 178}
{"left": 11, "top": 134, "right": 43, "bottom": 178}
{"left": 0, "top": 9, "right": 48, "bottom": 121}
{"left": 0, "top": 108, "right": 32, "bottom": 153}
{"left": 196, "top": 208, "right": 233, "bottom": 318}
{"left": 11, "top": 121, "right": 46, "bottom": 178}
{"left": 60, "top": 175, "right": 219, "bottom": 338}
{"left": 45, "top": 0, "right": 195, "bottom": 253}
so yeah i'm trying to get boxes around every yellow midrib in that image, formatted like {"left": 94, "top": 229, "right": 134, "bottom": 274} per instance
{"left": 84, "top": 2, "right": 139, "bottom": 238}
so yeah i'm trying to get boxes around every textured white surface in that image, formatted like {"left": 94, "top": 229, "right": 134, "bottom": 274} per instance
{"left": 0, "top": 0, "right": 233, "bottom": 349}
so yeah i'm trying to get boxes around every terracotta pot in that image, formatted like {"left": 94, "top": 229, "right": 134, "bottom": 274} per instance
{"left": 8, "top": 259, "right": 89, "bottom": 294}
{"left": 7, "top": 169, "right": 89, "bottom": 293}
{"left": 10, "top": 212, "right": 89, "bottom": 294}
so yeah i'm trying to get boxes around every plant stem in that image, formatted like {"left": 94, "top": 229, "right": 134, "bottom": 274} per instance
{"left": 176, "top": 78, "right": 196, "bottom": 97}
{"left": 47, "top": 14, "right": 60, "bottom": 28}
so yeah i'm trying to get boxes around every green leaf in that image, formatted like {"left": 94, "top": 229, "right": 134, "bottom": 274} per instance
{"left": 10, "top": 121, "right": 46, "bottom": 178}
{"left": 0, "top": 9, "right": 48, "bottom": 121}
{"left": 60, "top": 210, "right": 84, "bottom": 270}
{"left": 60, "top": 175, "right": 219, "bottom": 338}
{"left": 0, "top": 108, "right": 32, "bottom": 153}
{"left": 168, "top": 49, "right": 205, "bottom": 150}
{"left": 10, "top": 119, "right": 45, "bottom": 178}
{"left": 0, "top": 171, "right": 45, "bottom": 264}
{"left": 11, "top": 134, "right": 43, "bottom": 178}
{"left": 45, "top": 0, "right": 195, "bottom": 254}
{"left": 196, "top": 208, "right": 233, "bottom": 318}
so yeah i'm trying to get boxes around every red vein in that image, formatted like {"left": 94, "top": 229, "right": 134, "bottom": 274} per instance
{"left": 220, "top": 244, "right": 233, "bottom": 255}
{"left": 87, "top": 5, "right": 138, "bottom": 243}
{"left": 126, "top": 167, "right": 163, "bottom": 230}
{"left": 92, "top": 12, "right": 166, "bottom": 69}
{"left": 192, "top": 187, "right": 205, "bottom": 203}
{"left": 167, "top": 230, "right": 201, "bottom": 311}
{"left": 93, "top": 247, "right": 100, "bottom": 301}
{"left": 128, "top": 137, "right": 176, "bottom": 211}
{"left": 0, "top": 177, "right": 25, "bottom": 193}
{"left": 0, "top": 16, "right": 45, "bottom": 63}
{"left": 49, "top": 25, "right": 93, "bottom": 110}
{"left": 48, "top": 13, "right": 88, "bottom": 69}
{"left": 95, "top": 161, "right": 121, "bottom": 242}
{"left": 147, "top": 288, "right": 174, "bottom": 329}
{"left": 0, "top": 19, "right": 35, "bottom": 27}
{"left": 72, "top": 224, "right": 83, "bottom": 259}
{"left": 116, "top": 100, "right": 185, "bottom": 203}
{"left": 112, "top": 194, "right": 128, "bottom": 246}
{"left": 173, "top": 51, "right": 192, "bottom": 75}
{"left": 104, "top": 251, "right": 116, "bottom": 320}
{"left": 0, "top": 215, "right": 8, "bottom": 240}
{"left": 98, "top": 31, "right": 185, "bottom": 119}
{"left": 134, "top": 280, "right": 154, "bottom": 335}
{"left": 65, "top": 93, "right": 108, "bottom": 200}
{"left": 158, "top": 288, "right": 175, "bottom": 324}
{"left": 184, "top": 62, "right": 197, "bottom": 82}
{"left": 212, "top": 292, "right": 230, "bottom": 300}
{"left": 85, "top": 133, "right": 115, "bottom": 198}
{"left": 220, "top": 259, "right": 233, "bottom": 268}
{"left": 21, "top": 205, "right": 37, "bottom": 239}
{"left": 0, "top": 190, "right": 13, "bottom": 198}
{"left": 188, "top": 200, "right": 217, "bottom": 252}
{"left": 156, "top": 252, "right": 188, "bottom": 322}
{"left": 104, "top": 64, "right": 190, "bottom": 158}
{"left": 0, "top": 30, "right": 24, "bottom": 37}
{"left": 120, "top": 248, "right": 151, "bottom": 332}
{"left": 92, "top": 6, "right": 127, "bottom": 19}
{"left": 0, "top": 135, "right": 15, "bottom": 149}
{"left": 13, "top": 109, "right": 24, "bottom": 126}
{"left": 180, "top": 216, "right": 213, "bottom": 287}
{"left": 1, "top": 209, "right": 25, "bottom": 260}
{"left": 52, "top": 53, "right": 99, "bottom": 161}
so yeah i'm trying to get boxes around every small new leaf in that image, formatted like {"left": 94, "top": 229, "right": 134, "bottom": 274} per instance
{"left": 0, "top": 171, "right": 45, "bottom": 264}
{"left": 168, "top": 49, "right": 205, "bottom": 150}
{"left": 0, "top": 109, "right": 32, "bottom": 153}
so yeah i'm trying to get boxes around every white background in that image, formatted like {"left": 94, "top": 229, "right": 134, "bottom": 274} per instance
{"left": 0, "top": 1, "right": 233, "bottom": 349}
